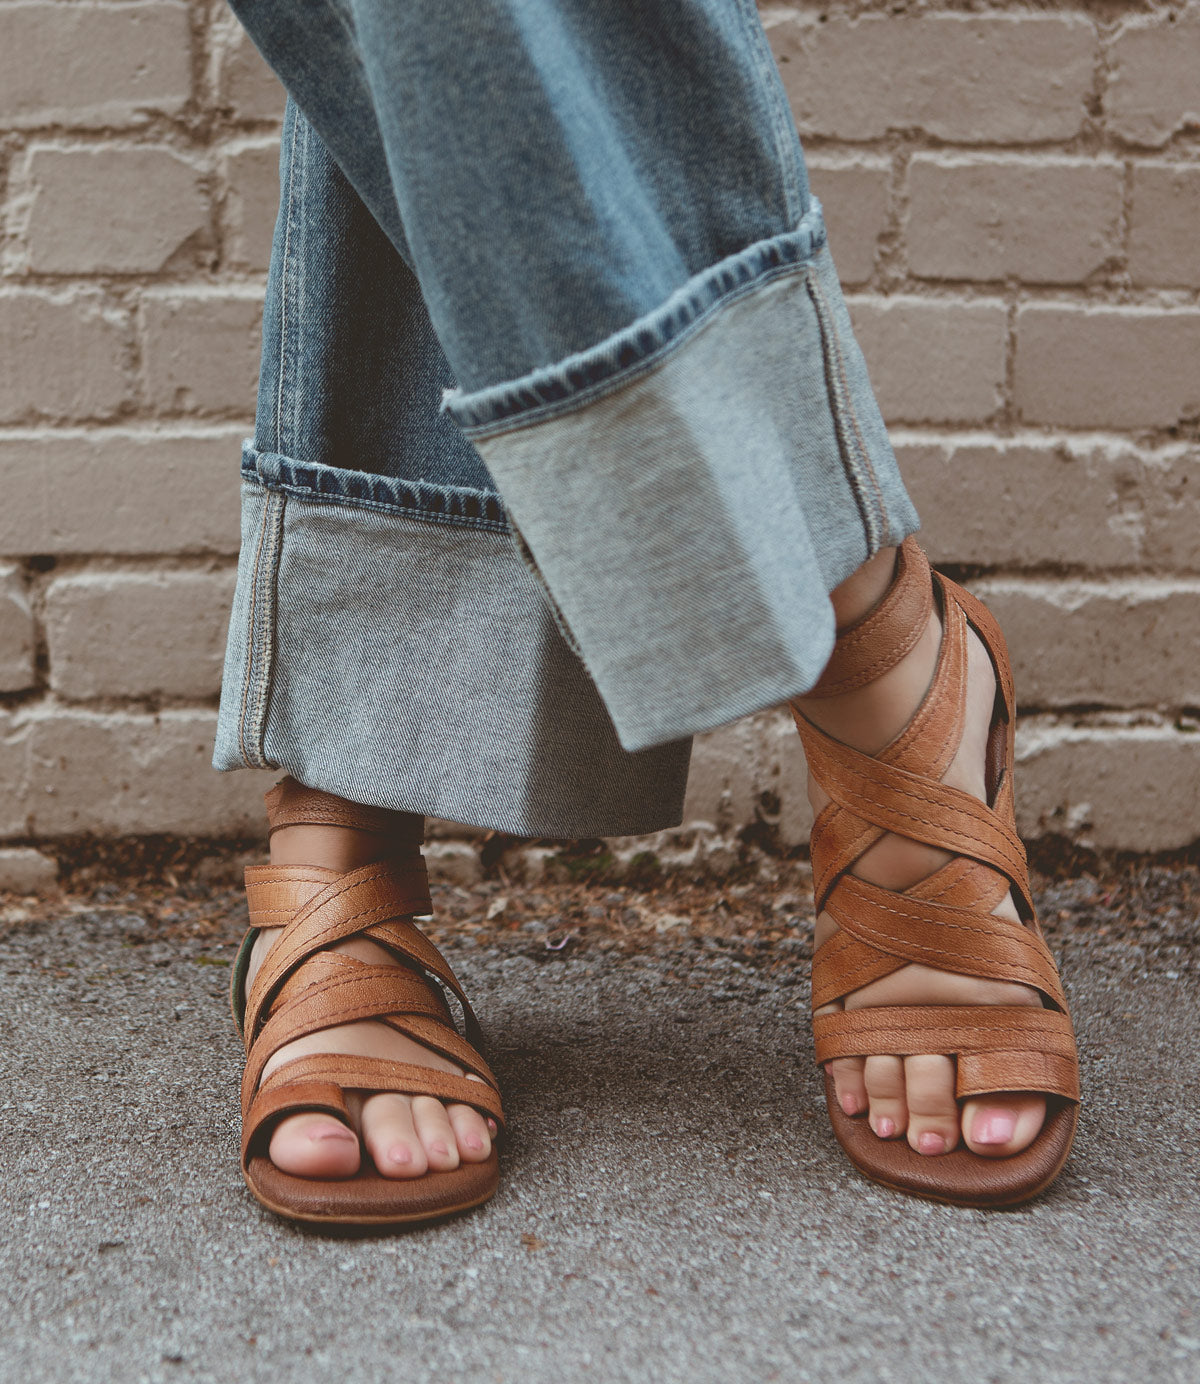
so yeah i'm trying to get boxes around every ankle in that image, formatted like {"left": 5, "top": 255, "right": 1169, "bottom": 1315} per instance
{"left": 829, "top": 546, "right": 900, "bottom": 629}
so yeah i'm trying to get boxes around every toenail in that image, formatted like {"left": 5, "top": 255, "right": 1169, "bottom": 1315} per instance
{"left": 874, "top": 1117, "right": 896, "bottom": 1139}
{"left": 918, "top": 1132, "right": 946, "bottom": 1155}
{"left": 430, "top": 1141, "right": 449, "bottom": 1156}
{"left": 464, "top": 1133, "right": 483, "bottom": 1151}
{"left": 841, "top": 1092, "right": 861, "bottom": 1116}
{"left": 312, "top": 1125, "right": 355, "bottom": 1143}
{"left": 487, "top": 1119, "right": 498, "bottom": 1134}
{"left": 973, "top": 1111, "right": 1017, "bottom": 1145}
{"left": 388, "top": 1143, "right": 413, "bottom": 1165}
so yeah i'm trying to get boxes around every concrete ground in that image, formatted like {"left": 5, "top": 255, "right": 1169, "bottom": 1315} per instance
{"left": 2, "top": 885, "right": 1198, "bottom": 1384}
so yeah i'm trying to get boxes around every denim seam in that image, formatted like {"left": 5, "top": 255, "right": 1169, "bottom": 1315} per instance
{"left": 449, "top": 216, "right": 826, "bottom": 438}
{"left": 237, "top": 488, "right": 285, "bottom": 770}
{"left": 806, "top": 270, "right": 888, "bottom": 552}
{"left": 242, "top": 449, "right": 511, "bottom": 533}
{"left": 274, "top": 109, "right": 303, "bottom": 456}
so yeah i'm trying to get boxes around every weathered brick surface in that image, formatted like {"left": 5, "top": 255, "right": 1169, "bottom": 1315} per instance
{"left": 45, "top": 570, "right": 237, "bottom": 700}
{"left": 0, "top": 290, "right": 129, "bottom": 422}
{"left": 21, "top": 146, "right": 210, "bottom": 276}
{"left": 0, "top": 564, "right": 36, "bottom": 692}
{"left": 807, "top": 158, "right": 889, "bottom": 286}
{"left": 0, "top": 2, "right": 192, "bottom": 129}
{"left": 1015, "top": 306, "right": 1200, "bottom": 430}
{"left": 1, "top": 4, "right": 1198, "bottom": 853}
{"left": 1107, "top": 3, "right": 1200, "bottom": 148}
{"left": 768, "top": 13, "right": 1095, "bottom": 144}
{"left": 971, "top": 580, "right": 1200, "bottom": 709}
{"left": 213, "top": 18, "right": 286, "bottom": 123}
{"left": 0, "top": 430, "right": 243, "bottom": 556}
{"left": 0, "top": 847, "right": 58, "bottom": 894}
{"left": 220, "top": 140, "right": 280, "bottom": 272}
{"left": 900, "top": 437, "right": 1200, "bottom": 574}
{"left": 849, "top": 298, "right": 1007, "bottom": 424}
{"left": 1016, "top": 723, "right": 1200, "bottom": 852}
{"left": 20, "top": 709, "right": 272, "bottom": 836}
{"left": 140, "top": 290, "right": 262, "bottom": 415}
{"left": 1129, "top": 163, "right": 1200, "bottom": 289}
{"left": 906, "top": 156, "right": 1123, "bottom": 284}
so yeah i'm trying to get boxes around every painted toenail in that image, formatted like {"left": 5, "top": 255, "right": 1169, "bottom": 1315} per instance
{"left": 312, "top": 1125, "right": 355, "bottom": 1143}
{"left": 874, "top": 1117, "right": 896, "bottom": 1139}
{"left": 918, "top": 1132, "right": 946, "bottom": 1155}
{"left": 974, "top": 1111, "right": 1017, "bottom": 1145}
{"left": 388, "top": 1143, "right": 413, "bottom": 1165}
{"left": 841, "top": 1092, "right": 861, "bottom": 1116}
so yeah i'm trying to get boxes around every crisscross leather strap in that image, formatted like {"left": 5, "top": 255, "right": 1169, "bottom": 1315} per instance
{"left": 235, "top": 856, "right": 505, "bottom": 1169}
{"left": 791, "top": 537, "right": 1079, "bottom": 1105}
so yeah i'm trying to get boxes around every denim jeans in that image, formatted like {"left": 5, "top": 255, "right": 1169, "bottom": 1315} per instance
{"left": 213, "top": 1, "right": 920, "bottom": 835}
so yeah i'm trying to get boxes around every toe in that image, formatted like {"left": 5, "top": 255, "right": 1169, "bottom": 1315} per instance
{"left": 962, "top": 1094, "right": 1046, "bottom": 1158}
{"left": 863, "top": 1055, "right": 908, "bottom": 1139}
{"left": 827, "top": 1056, "right": 869, "bottom": 1118}
{"left": 360, "top": 1093, "right": 429, "bottom": 1178}
{"left": 268, "top": 1112, "right": 361, "bottom": 1178}
{"left": 446, "top": 1102, "right": 492, "bottom": 1162}
{"left": 411, "top": 1096, "right": 461, "bottom": 1171}
{"left": 903, "top": 1055, "right": 961, "bottom": 1157}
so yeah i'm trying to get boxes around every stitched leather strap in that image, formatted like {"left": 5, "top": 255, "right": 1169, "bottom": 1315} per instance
{"left": 264, "top": 775, "right": 422, "bottom": 840}
{"left": 792, "top": 545, "right": 1078, "bottom": 1105}
{"left": 805, "top": 538, "right": 934, "bottom": 699}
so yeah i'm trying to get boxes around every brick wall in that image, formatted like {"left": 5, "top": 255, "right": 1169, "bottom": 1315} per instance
{"left": 1, "top": 0, "right": 1198, "bottom": 875}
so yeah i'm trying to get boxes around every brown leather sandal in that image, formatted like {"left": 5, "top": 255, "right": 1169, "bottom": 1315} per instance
{"left": 790, "top": 538, "right": 1079, "bottom": 1208}
{"left": 230, "top": 778, "right": 505, "bottom": 1227}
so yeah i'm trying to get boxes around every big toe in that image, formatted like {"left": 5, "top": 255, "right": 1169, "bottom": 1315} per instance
{"left": 961, "top": 1094, "right": 1046, "bottom": 1158}
{"left": 268, "top": 1111, "right": 361, "bottom": 1178}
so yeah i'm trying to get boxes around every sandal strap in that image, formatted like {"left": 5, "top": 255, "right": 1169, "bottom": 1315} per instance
{"left": 805, "top": 537, "right": 934, "bottom": 699}
{"left": 242, "top": 861, "right": 436, "bottom": 1041}
{"left": 794, "top": 544, "right": 1078, "bottom": 1100}
{"left": 264, "top": 775, "right": 419, "bottom": 838}
{"left": 813, "top": 1005, "right": 1079, "bottom": 1101}
{"left": 240, "top": 1080, "right": 352, "bottom": 1165}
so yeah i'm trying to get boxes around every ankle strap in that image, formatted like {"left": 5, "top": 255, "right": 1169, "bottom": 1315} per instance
{"left": 264, "top": 776, "right": 421, "bottom": 839}
{"left": 804, "top": 537, "right": 934, "bottom": 699}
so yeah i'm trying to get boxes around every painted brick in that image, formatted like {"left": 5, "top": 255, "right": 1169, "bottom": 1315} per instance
{"left": 21, "top": 708, "right": 271, "bottom": 836}
{"left": 1016, "top": 722, "right": 1200, "bottom": 851}
{"left": 140, "top": 291, "right": 262, "bottom": 415}
{"left": 0, "top": 290, "right": 128, "bottom": 423}
{"left": 899, "top": 437, "right": 1200, "bottom": 573}
{"left": 1107, "top": 3, "right": 1200, "bottom": 148}
{"left": 1129, "top": 163, "right": 1200, "bottom": 289}
{"left": 0, "top": 564, "right": 36, "bottom": 693}
{"left": 214, "top": 20, "right": 285, "bottom": 123}
{"left": 0, "top": 713, "right": 32, "bottom": 837}
{"left": 44, "top": 570, "right": 237, "bottom": 700}
{"left": 220, "top": 139, "right": 280, "bottom": 272}
{"left": 806, "top": 158, "right": 889, "bottom": 286}
{"left": 0, "top": 848, "right": 58, "bottom": 894}
{"left": 1015, "top": 305, "right": 1200, "bottom": 429}
{"left": 971, "top": 580, "right": 1200, "bottom": 709}
{"left": 767, "top": 13, "right": 1094, "bottom": 144}
{"left": 0, "top": 429, "right": 244, "bottom": 557}
{"left": 0, "top": 2, "right": 191, "bottom": 129}
{"left": 848, "top": 297, "right": 1007, "bottom": 424}
{"left": 682, "top": 709, "right": 811, "bottom": 850}
{"left": 22, "top": 146, "right": 209, "bottom": 275}
{"left": 906, "top": 155, "right": 1122, "bottom": 284}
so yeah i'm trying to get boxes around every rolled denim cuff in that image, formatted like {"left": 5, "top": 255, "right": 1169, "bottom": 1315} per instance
{"left": 442, "top": 204, "right": 920, "bottom": 754}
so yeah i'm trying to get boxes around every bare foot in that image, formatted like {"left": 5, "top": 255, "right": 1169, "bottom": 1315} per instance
{"left": 796, "top": 548, "right": 1046, "bottom": 1160}
{"left": 244, "top": 819, "right": 495, "bottom": 1179}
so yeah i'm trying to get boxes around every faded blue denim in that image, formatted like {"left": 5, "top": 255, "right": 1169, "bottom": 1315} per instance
{"left": 214, "top": 1, "right": 920, "bottom": 835}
